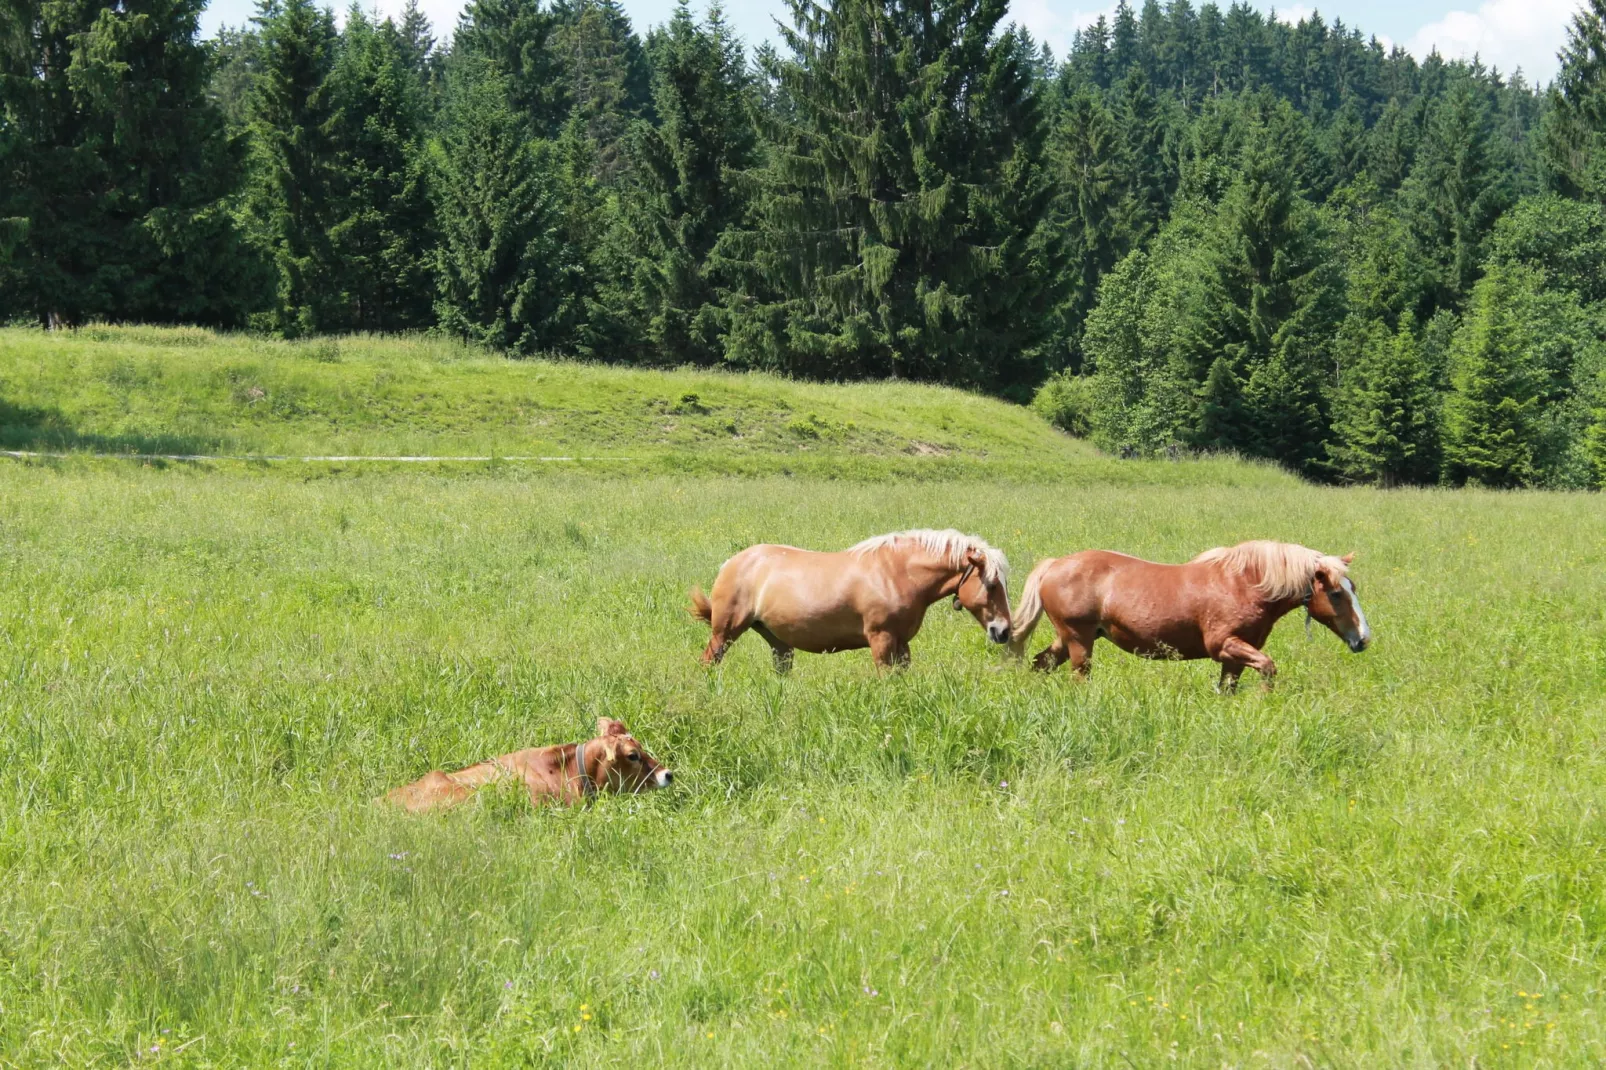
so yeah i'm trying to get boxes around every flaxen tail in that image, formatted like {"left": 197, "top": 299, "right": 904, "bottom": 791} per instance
{"left": 688, "top": 586, "right": 713, "bottom": 625}
{"left": 1008, "top": 558, "right": 1055, "bottom": 658}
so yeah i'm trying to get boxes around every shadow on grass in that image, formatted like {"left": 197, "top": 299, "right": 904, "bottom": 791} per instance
{"left": 0, "top": 398, "right": 217, "bottom": 456}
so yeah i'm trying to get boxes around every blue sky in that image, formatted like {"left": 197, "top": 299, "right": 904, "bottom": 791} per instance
{"left": 200, "top": 0, "right": 1582, "bottom": 84}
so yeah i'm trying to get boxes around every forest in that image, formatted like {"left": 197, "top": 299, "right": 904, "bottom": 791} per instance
{"left": 4, "top": 0, "right": 1606, "bottom": 487}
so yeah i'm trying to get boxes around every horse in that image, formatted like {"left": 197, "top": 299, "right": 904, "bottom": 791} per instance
{"left": 1008, "top": 540, "right": 1371, "bottom": 691}
{"left": 689, "top": 529, "right": 1011, "bottom": 670}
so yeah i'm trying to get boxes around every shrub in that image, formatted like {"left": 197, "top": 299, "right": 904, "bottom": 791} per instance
{"left": 1031, "top": 372, "right": 1094, "bottom": 437}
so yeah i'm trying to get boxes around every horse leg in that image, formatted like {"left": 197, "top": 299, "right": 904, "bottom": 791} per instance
{"left": 752, "top": 622, "right": 794, "bottom": 675}
{"left": 1217, "top": 636, "right": 1276, "bottom": 691}
{"left": 867, "top": 630, "right": 904, "bottom": 669}
{"left": 1216, "top": 664, "right": 1245, "bottom": 694}
{"left": 1033, "top": 619, "right": 1093, "bottom": 677}
{"left": 701, "top": 611, "right": 753, "bottom": 666}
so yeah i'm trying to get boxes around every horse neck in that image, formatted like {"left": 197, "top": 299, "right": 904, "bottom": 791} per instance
{"left": 903, "top": 551, "right": 968, "bottom": 604}
{"left": 1215, "top": 561, "right": 1307, "bottom": 623}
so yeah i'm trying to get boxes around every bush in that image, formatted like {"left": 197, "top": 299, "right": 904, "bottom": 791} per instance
{"left": 1031, "top": 371, "right": 1094, "bottom": 437}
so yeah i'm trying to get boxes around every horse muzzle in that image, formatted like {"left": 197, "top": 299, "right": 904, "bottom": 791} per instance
{"left": 987, "top": 621, "right": 1010, "bottom": 644}
{"left": 1348, "top": 636, "right": 1369, "bottom": 653}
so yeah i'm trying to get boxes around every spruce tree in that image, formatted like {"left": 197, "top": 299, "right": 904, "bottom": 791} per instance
{"left": 454, "top": 0, "right": 569, "bottom": 136}
{"left": 1402, "top": 77, "right": 1512, "bottom": 313}
{"left": 0, "top": 0, "right": 255, "bottom": 325}
{"left": 1442, "top": 264, "right": 1539, "bottom": 486}
{"left": 551, "top": 0, "right": 652, "bottom": 182}
{"left": 1328, "top": 317, "right": 1439, "bottom": 485}
{"left": 1543, "top": 0, "right": 1606, "bottom": 199}
{"left": 1052, "top": 90, "right": 1129, "bottom": 366}
{"left": 1187, "top": 110, "right": 1341, "bottom": 473}
{"left": 607, "top": 1, "right": 754, "bottom": 364}
{"left": 1114, "top": 67, "right": 1171, "bottom": 244}
{"left": 324, "top": 8, "right": 437, "bottom": 332}
{"left": 723, "top": 0, "right": 1063, "bottom": 391}
{"left": 243, "top": 0, "right": 340, "bottom": 334}
{"left": 431, "top": 58, "right": 570, "bottom": 353}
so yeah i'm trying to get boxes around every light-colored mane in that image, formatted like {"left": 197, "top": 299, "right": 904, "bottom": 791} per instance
{"left": 1192, "top": 540, "right": 1347, "bottom": 601}
{"left": 850, "top": 528, "right": 1008, "bottom": 584}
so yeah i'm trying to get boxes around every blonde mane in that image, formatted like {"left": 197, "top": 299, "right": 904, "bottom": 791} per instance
{"left": 850, "top": 528, "right": 1008, "bottom": 584}
{"left": 1191, "top": 540, "right": 1347, "bottom": 601}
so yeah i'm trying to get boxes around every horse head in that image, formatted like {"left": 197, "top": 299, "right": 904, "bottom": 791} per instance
{"left": 953, "top": 548, "right": 1012, "bottom": 644}
{"left": 1306, "top": 552, "right": 1371, "bottom": 653}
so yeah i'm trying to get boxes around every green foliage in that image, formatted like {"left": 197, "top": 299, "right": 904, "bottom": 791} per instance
{"left": 603, "top": 1, "right": 754, "bottom": 364}
{"left": 0, "top": 0, "right": 256, "bottom": 326}
{"left": 430, "top": 60, "right": 574, "bottom": 354}
{"left": 242, "top": 0, "right": 341, "bottom": 335}
{"left": 1029, "top": 370, "right": 1094, "bottom": 436}
{"left": 324, "top": 8, "right": 437, "bottom": 332}
{"left": 721, "top": 0, "right": 1065, "bottom": 391}
{"left": 1328, "top": 317, "right": 1439, "bottom": 485}
{"left": 1441, "top": 265, "right": 1541, "bottom": 487}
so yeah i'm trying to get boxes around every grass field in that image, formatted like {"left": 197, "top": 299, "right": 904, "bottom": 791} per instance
{"left": 1, "top": 330, "right": 1604, "bottom": 1067}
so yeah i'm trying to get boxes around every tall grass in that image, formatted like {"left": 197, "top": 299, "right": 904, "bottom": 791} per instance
{"left": 0, "top": 466, "right": 1601, "bottom": 1066}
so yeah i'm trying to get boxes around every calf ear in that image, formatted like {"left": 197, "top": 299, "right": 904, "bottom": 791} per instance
{"left": 596, "top": 717, "right": 629, "bottom": 738}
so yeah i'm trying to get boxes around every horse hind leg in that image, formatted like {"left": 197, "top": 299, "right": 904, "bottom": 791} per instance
{"left": 1033, "top": 618, "right": 1093, "bottom": 677}
{"left": 752, "top": 622, "right": 794, "bottom": 675}
{"left": 701, "top": 604, "right": 754, "bottom": 666}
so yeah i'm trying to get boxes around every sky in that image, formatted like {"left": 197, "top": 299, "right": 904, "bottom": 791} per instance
{"left": 199, "top": 0, "right": 1584, "bottom": 84}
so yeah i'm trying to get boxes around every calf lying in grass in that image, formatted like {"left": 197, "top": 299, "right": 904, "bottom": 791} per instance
{"left": 382, "top": 718, "right": 672, "bottom": 813}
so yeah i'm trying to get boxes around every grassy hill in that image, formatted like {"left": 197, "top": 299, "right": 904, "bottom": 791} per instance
{"left": 0, "top": 326, "right": 1292, "bottom": 484}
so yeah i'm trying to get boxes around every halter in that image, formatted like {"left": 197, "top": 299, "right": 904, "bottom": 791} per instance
{"left": 568, "top": 740, "right": 597, "bottom": 798}
{"left": 1301, "top": 585, "right": 1314, "bottom": 639}
{"left": 951, "top": 563, "right": 976, "bottom": 610}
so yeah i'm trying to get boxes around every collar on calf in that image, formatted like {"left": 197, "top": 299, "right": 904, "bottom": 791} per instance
{"left": 571, "top": 741, "right": 597, "bottom": 798}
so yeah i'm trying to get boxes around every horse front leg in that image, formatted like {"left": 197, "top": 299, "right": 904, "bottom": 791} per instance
{"left": 867, "top": 630, "right": 907, "bottom": 670}
{"left": 1216, "top": 636, "right": 1276, "bottom": 692}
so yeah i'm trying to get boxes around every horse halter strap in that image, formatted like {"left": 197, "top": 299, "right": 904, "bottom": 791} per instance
{"left": 951, "top": 564, "right": 976, "bottom": 610}
{"left": 570, "top": 741, "right": 597, "bottom": 798}
{"left": 1301, "top": 586, "right": 1314, "bottom": 639}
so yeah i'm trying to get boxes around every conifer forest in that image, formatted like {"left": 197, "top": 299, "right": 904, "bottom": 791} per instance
{"left": 6, "top": 0, "right": 1606, "bottom": 488}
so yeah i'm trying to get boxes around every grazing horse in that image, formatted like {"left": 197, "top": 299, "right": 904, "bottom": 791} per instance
{"left": 1008, "top": 540, "right": 1371, "bottom": 690}
{"left": 689, "top": 529, "right": 1011, "bottom": 670}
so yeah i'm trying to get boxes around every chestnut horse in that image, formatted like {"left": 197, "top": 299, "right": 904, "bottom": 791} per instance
{"left": 1009, "top": 540, "right": 1371, "bottom": 690}
{"left": 689, "top": 529, "right": 1011, "bottom": 670}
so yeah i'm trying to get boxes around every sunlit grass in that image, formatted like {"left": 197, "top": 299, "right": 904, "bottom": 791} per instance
{"left": 0, "top": 465, "right": 1602, "bottom": 1065}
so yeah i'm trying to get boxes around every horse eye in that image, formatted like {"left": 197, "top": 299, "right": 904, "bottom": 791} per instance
{"left": 628, "top": 752, "right": 641, "bottom": 762}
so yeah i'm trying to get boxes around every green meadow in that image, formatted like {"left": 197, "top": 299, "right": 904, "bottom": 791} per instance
{"left": 0, "top": 329, "right": 1602, "bottom": 1067}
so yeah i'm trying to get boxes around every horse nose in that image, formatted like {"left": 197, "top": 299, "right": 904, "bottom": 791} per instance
{"left": 656, "top": 769, "right": 673, "bottom": 787}
{"left": 1350, "top": 637, "right": 1369, "bottom": 653}
{"left": 988, "top": 621, "right": 1009, "bottom": 643}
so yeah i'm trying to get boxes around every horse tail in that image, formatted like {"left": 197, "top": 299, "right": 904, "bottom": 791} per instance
{"left": 687, "top": 586, "right": 713, "bottom": 625}
{"left": 1008, "top": 558, "right": 1056, "bottom": 658}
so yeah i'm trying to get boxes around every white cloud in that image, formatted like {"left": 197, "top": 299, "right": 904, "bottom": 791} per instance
{"left": 1272, "top": 5, "right": 1314, "bottom": 26}
{"left": 1408, "top": 0, "right": 1579, "bottom": 82}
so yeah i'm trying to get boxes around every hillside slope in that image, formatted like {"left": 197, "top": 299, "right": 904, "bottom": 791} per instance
{"left": 0, "top": 326, "right": 1293, "bottom": 484}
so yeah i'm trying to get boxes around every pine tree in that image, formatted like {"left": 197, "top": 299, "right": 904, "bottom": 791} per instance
{"left": 723, "top": 0, "right": 1064, "bottom": 391}
{"left": 607, "top": 1, "right": 754, "bottom": 364}
{"left": 1442, "top": 264, "right": 1539, "bottom": 486}
{"left": 454, "top": 0, "right": 569, "bottom": 136}
{"left": 1052, "top": 90, "right": 1129, "bottom": 366}
{"left": 0, "top": 0, "right": 256, "bottom": 325}
{"left": 1187, "top": 111, "right": 1341, "bottom": 473}
{"left": 1543, "top": 0, "right": 1606, "bottom": 199}
{"left": 552, "top": 0, "right": 652, "bottom": 182}
{"left": 1114, "top": 67, "right": 1171, "bottom": 244}
{"left": 243, "top": 0, "right": 340, "bottom": 334}
{"left": 324, "top": 8, "right": 436, "bottom": 332}
{"left": 1402, "top": 77, "right": 1512, "bottom": 313}
{"left": 1328, "top": 317, "right": 1439, "bottom": 484}
{"left": 431, "top": 58, "right": 570, "bottom": 352}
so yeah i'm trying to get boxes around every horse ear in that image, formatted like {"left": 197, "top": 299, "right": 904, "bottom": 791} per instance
{"left": 1314, "top": 564, "right": 1340, "bottom": 593}
{"left": 965, "top": 548, "right": 987, "bottom": 569}
{"left": 1341, "top": 552, "right": 1356, "bottom": 565}
{"left": 596, "top": 717, "right": 629, "bottom": 738}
